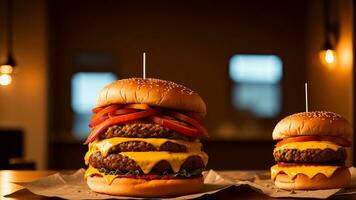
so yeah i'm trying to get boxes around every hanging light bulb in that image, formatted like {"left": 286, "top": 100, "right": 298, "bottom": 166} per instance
{"left": 0, "top": 54, "right": 16, "bottom": 86}
{"left": 0, "top": 0, "right": 16, "bottom": 86}
{"left": 319, "top": 25, "right": 336, "bottom": 67}
{"left": 324, "top": 49, "right": 336, "bottom": 64}
{"left": 1, "top": 53, "right": 16, "bottom": 73}
{"left": 0, "top": 74, "right": 12, "bottom": 86}
{"left": 319, "top": 48, "right": 337, "bottom": 67}
{"left": 319, "top": 33, "right": 337, "bottom": 67}
{"left": 0, "top": 65, "right": 14, "bottom": 74}
{"left": 319, "top": 0, "right": 338, "bottom": 68}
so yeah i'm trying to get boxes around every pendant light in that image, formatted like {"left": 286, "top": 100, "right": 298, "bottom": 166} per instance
{"left": 319, "top": 0, "right": 337, "bottom": 67}
{"left": 0, "top": 0, "right": 16, "bottom": 86}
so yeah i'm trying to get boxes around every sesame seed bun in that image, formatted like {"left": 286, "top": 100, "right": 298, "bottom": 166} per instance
{"left": 272, "top": 111, "right": 352, "bottom": 142}
{"left": 95, "top": 78, "right": 207, "bottom": 116}
{"left": 86, "top": 175, "right": 204, "bottom": 197}
{"left": 273, "top": 167, "right": 351, "bottom": 190}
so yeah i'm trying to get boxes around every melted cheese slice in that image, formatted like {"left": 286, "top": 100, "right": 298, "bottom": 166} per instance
{"left": 274, "top": 141, "right": 341, "bottom": 153}
{"left": 84, "top": 137, "right": 208, "bottom": 174}
{"left": 121, "top": 151, "right": 208, "bottom": 173}
{"left": 84, "top": 137, "right": 203, "bottom": 165}
{"left": 96, "top": 137, "right": 202, "bottom": 156}
{"left": 270, "top": 164, "right": 340, "bottom": 181}
{"left": 85, "top": 165, "right": 118, "bottom": 185}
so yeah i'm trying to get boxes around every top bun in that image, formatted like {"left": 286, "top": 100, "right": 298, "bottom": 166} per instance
{"left": 96, "top": 78, "right": 207, "bottom": 116}
{"left": 272, "top": 111, "right": 352, "bottom": 142}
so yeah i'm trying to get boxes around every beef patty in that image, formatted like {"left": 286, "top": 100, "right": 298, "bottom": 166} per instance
{"left": 274, "top": 148, "right": 346, "bottom": 163}
{"left": 98, "top": 121, "right": 194, "bottom": 141}
{"left": 109, "top": 141, "right": 187, "bottom": 153}
{"left": 89, "top": 151, "right": 205, "bottom": 172}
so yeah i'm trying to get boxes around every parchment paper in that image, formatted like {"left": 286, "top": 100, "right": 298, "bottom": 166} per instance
{"left": 6, "top": 169, "right": 234, "bottom": 200}
{"left": 219, "top": 171, "right": 340, "bottom": 199}
{"left": 5, "top": 168, "right": 356, "bottom": 199}
{"left": 219, "top": 167, "right": 356, "bottom": 199}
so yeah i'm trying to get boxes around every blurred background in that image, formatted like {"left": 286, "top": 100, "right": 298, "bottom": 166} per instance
{"left": 0, "top": 0, "right": 353, "bottom": 170}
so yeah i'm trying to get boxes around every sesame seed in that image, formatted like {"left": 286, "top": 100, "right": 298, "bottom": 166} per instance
{"left": 115, "top": 78, "right": 197, "bottom": 95}
{"left": 290, "top": 111, "right": 342, "bottom": 121}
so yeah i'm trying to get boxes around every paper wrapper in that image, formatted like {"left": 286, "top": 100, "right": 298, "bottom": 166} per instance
{"left": 6, "top": 169, "right": 233, "bottom": 200}
{"left": 219, "top": 167, "right": 356, "bottom": 199}
{"left": 6, "top": 168, "right": 356, "bottom": 199}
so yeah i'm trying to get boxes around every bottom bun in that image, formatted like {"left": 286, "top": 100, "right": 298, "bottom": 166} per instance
{"left": 274, "top": 168, "right": 351, "bottom": 190}
{"left": 87, "top": 176, "right": 204, "bottom": 197}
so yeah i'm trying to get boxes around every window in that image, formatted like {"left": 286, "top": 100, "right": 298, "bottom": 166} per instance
{"left": 229, "top": 55, "right": 283, "bottom": 118}
{"left": 71, "top": 72, "right": 117, "bottom": 139}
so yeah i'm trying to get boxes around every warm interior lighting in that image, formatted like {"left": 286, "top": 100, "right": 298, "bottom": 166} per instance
{"left": 319, "top": 0, "right": 338, "bottom": 68}
{"left": 0, "top": 0, "right": 17, "bottom": 86}
{"left": 324, "top": 49, "right": 336, "bottom": 63}
{"left": 0, "top": 74, "right": 12, "bottom": 86}
{"left": 0, "top": 64, "right": 14, "bottom": 86}
{"left": 0, "top": 64, "right": 14, "bottom": 74}
{"left": 319, "top": 49, "right": 337, "bottom": 67}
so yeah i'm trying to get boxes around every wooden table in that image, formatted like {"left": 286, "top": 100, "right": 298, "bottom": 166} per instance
{"left": 0, "top": 170, "right": 60, "bottom": 200}
{"left": 0, "top": 170, "right": 353, "bottom": 199}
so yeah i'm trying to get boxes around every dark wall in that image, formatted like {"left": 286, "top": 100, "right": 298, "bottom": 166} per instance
{"left": 48, "top": 0, "right": 308, "bottom": 169}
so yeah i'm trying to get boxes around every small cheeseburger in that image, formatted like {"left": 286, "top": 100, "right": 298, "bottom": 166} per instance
{"left": 271, "top": 111, "right": 352, "bottom": 190}
{"left": 84, "top": 78, "right": 209, "bottom": 197}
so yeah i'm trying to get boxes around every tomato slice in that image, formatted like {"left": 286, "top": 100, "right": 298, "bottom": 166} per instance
{"left": 168, "top": 111, "right": 209, "bottom": 138}
{"left": 89, "top": 116, "right": 109, "bottom": 128}
{"left": 185, "top": 112, "right": 204, "bottom": 123}
{"left": 84, "top": 108, "right": 160, "bottom": 144}
{"left": 91, "top": 105, "right": 119, "bottom": 122}
{"left": 92, "top": 107, "right": 103, "bottom": 114}
{"left": 110, "top": 108, "right": 137, "bottom": 116}
{"left": 125, "top": 104, "right": 150, "bottom": 110}
{"left": 276, "top": 136, "right": 351, "bottom": 147}
{"left": 149, "top": 115, "right": 198, "bottom": 138}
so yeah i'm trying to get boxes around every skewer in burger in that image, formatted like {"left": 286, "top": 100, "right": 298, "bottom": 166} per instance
{"left": 271, "top": 111, "right": 352, "bottom": 190}
{"left": 84, "top": 78, "right": 209, "bottom": 197}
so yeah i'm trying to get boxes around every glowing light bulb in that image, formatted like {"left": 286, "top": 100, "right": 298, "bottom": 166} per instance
{"left": 0, "top": 74, "right": 12, "bottom": 86}
{"left": 319, "top": 49, "right": 337, "bottom": 68}
{"left": 324, "top": 49, "right": 335, "bottom": 64}
{"left": 0, "top": 65, "right": 14, "bottom": 74}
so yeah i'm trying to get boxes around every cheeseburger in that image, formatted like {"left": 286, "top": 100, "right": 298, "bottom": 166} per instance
{"left": 84, "top": 78, "right": 209, "bottom": 197}
{"left": 271, "top": 111, "right": 352, "bottom": 190}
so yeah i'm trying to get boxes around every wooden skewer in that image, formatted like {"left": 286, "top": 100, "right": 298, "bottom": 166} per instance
{"left": 305, "top": 83, "right": 308, "bottom": 112}
{"left": 143, "top": 52, "right": 146, "bottom": 79}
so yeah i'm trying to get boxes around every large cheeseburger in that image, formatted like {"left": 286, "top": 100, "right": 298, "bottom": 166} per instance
{"left": 84, "top": 78, "right": 209, "bottom": 197}
{"left": 271, "top": 111, "right": 352, "bottom": 190}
